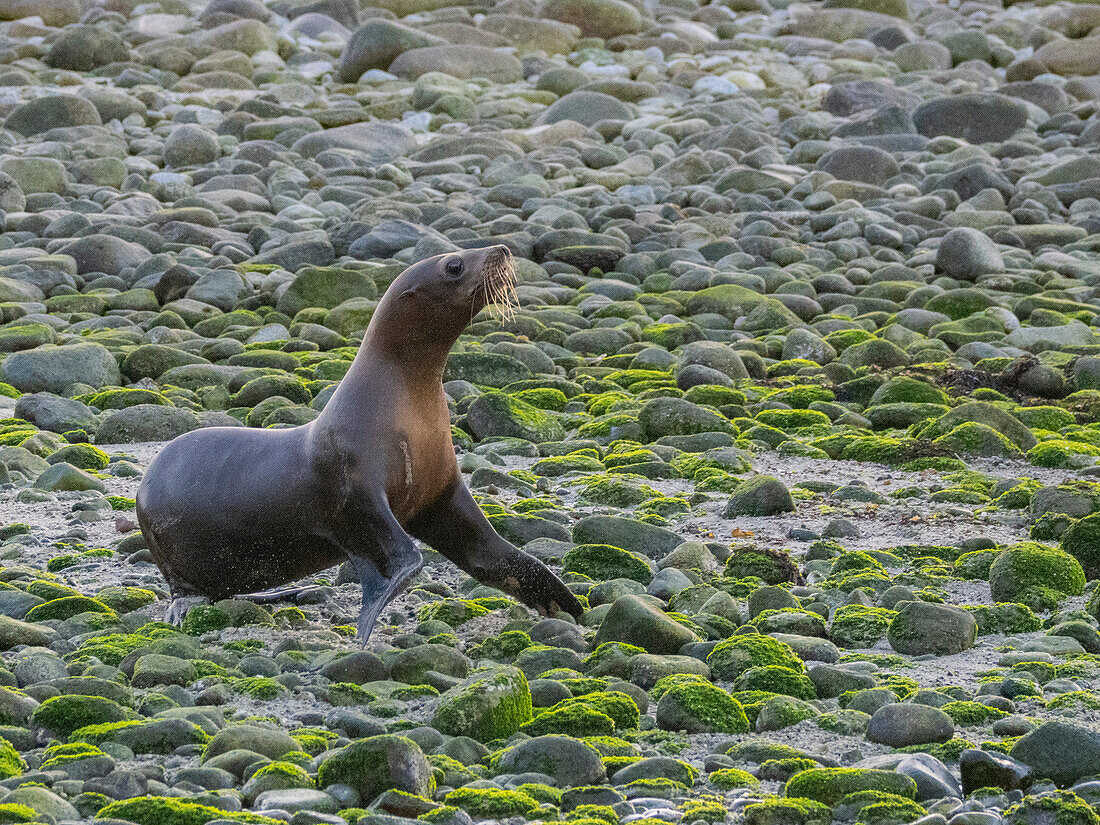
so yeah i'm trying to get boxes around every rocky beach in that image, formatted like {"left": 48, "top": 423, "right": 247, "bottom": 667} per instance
{"left": 0, "top": 0, "right": 1099, "bottom": 824}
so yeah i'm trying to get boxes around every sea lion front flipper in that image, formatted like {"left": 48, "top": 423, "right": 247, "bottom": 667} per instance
{"left": 166, "top": 595, "right": 209, "bottom": 626}
{"left": 408, "top": 480, "right": 583, "bottom": 620}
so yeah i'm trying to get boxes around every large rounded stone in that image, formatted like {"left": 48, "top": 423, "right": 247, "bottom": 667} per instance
{"left": 818, "top": 145, "right": 900, "bottom": 187}
{"left": 4, "top": 95, "right": 102, "bottom": 136}
{"left": 593, "top": 594, "right": 699, "bottom": 654}
{"left": 536, "top": 90, "right": 635, "bottom": 127}
{"left": 495, "top": 735, "right": 606, "bottom": 787}
{"left": 0, "top": 0, "right": 81, "bottom": 25}
{"left": 164, "top": 125, "right": 221, "bottom": 168}
{"left": 913, "top": 94, "right": 1028, "bottom": 144}
{"left": 337, "top": 21, "right": 446, "bottom": 82}
{"left": 94, "top": 406, "right": 201, "bottom": 445}
{"left": 887, "top": 601, "right": 977, "bottom": 656}
{"left": 538, "top": 0, "right": 643, "bottom": 38}
{"left": 432, "top": 666, "right": 532, "bottom": 743}
{"left": 389, "top": 46, "right": 522, "bottom": 83}
{"left": 935, "top": 228, "right": 1004, "bottom": 280}
{"left": 1, "top": 343, "right": 120, "bottom": 394}
{"left": 1009, "top": 721, "right": 1100, "bottom": 787}
{"left": 57, "top": 235, "right": 152, "bottom": 276}
{"left": 203, "top": 724, "right": 300, "bottom": 762}
{"left": 44, "top": 25, "right": 129, "bottom": 71}
{"left": 867, "top": 703, "right": 954, "bottom": 747}
{"left": 317, "top": 735, "right": 432, "bottom": 800}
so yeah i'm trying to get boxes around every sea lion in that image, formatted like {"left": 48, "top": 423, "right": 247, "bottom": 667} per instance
{"left": 136, "top": 245, "right": 583, "bottom": 639}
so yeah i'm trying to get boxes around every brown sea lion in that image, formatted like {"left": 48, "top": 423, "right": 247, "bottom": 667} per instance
{"left": 136, "top": 245, "right": 583, "bottom": 639}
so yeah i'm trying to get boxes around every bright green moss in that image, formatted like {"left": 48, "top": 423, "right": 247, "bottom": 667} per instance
{"left": 708, "top": 634, "right": 803, "bottom": 681}
{"left": 577, "top": 475, "right": 652, "bottom": 507}
{"left": 96, "top": 796, "right": 283, "bottom": 825}
{"left": 31, "top": 695, "right": 137, "bottom": 736}
{"left": 521, "top": 703, "right": 615, "bottom": 738}
{"left": 784, "top": 768, "right": 918, "bottom": 806}
{"left": 744, "top": 797, "right": 830, "bottom": 825}
{"left": 416, "top": 598, "right": 491, "bottom": 627}
{"left": 684, "top": 385, "right": 747, "bottom": 407}
{"left": 755, "top": 409, "right": 832, "bottom": 431}
{"left": 249, "top": 760, "right": 313, "bottom": 786}
{"left": 1002, "top": 791, "right": 1098, "bottom": 825}
{"left": 1060, "top": 513, "right": 1100, "bottom": 577}
{"left": 562, "top": 544, "right": 652, "bottom": 585}
{"left": 0, "top": 738, "right": 23, "bottom": 780}
{"left": 40, "top": 742, "right": 105, "bottom": 767}
{"left": 989, "top": 542, "right": 1085, "bottom": 604}
{"left": 736, "top": 666, "right": 816, "bottom": 701}
{"left": 25, "top": 596, "right": 117, "bottom": 623}
{"left": 659, "top": 681, "right": 750, "bottom": 733}
{"left": 679, "top": 797, "right": 726, "bottom": 823}
{"left": 568, "top": 804, "right": 617, "bottom": 824}
{"left": 709, "top": 767, "right": 760, "bottom": 790}
{"left": 1046, "top": 691, "right": 1100, "bottom": 711}
{"left": 48, "top": 443, "right": 109, "bottom": 470}
{"left": 444, "top": 788, "right": 540, "bottom": 818}
{"left": 933, "top": 422, "right": 1021, "bottom": 458}
{"left": 513, "top": 388, "right": 568, "bottom": 412}
{"left": 829, "top": 605, "right": 896, "bottom": 648}
{"left": 84, "top": 388, "right": 170, "bottom": 409}
{"left": 1028, "top": 439, "right": 1100, "bottom": 468}
{"left": 549, "top": 692, "right": 639, "bottom": 730}
{"left": 181, "top": 605, "right": 231, "bottom": 635}
{"left": 831, "top": 551, "right": 887, "bottom": 577}
{"left": 941, "top": 701, "right": 1008, "bottom": 726}
{"left": 96, "top": 586, "right": 156, "bottom": 613}
{"left": 532, "top": 453, "right": 604, "bottom": 477}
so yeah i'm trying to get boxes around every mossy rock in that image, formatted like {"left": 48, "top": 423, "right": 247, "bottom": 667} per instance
{"left": 25, "top": 596, "right": 116, "bottom": 623}
{"left": 916, "top": 402, "right": 1036, "bottom": 452}
{"left": 32, "top": 695, "right": 138, "bottom": 736}
{"left": 83, "top": 388, "right": 170, "bottom": 410}
{"left": 829, "top": 605, "right": 896, "bottom": 648}
{"left": 563, "top": 544, "right": 653, "bottom": 584}
{"left": 444, "top": 788, "right": 540, "bottom": 819}
{"left": 1059, "top": 513, "right": 1100, "bottom": 577}
{"left": 466, "top": 391, "right": 564, "bottom": 443}
{"left": 744, "top": 797, "right": 831, "bottom": 825}
{"left": 736, "top": 665, "right": 816, "bottom": 700}
{"left": 1028, "top": 439, "right": 1100, "bottom": 469}
{"left": 46, "top": 443, "right": 109, "bottom": 470}
{"left": 96, "top": 796, "right": 283, "bottom": 825}
{"left": 869, "top": 376, "right": 949, "bottom": 406}
{"left": 316, "top": 735, "right": 433, "bottom": 801}
{"left": 784, "top": 768, "right": 918, "bottom": 806}
{"left": 522, "top": 702, "right": 615, "bottom": 737}
{"left": 432, "top": 666, "right": 532, "bottom": 743}
{"left": 707, "top": 635, "right": 803, "bottom": 681}
{"left": 933, "top": 422, "right": 1022, "bottom": 458}
{"left": 989, "top": 542, "right": 1085, "bottom": 604}
{"left": 655, "top": 680, "right": 750, "bottom": 734}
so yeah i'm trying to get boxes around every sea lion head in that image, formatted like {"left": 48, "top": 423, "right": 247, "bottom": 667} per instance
{"left": 383, "top": 245, "right": 517, "bottom": 332}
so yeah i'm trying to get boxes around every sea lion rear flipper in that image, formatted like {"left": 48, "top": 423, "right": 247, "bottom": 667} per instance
{"left": 166, "top": 595, "right": 209, "bottom": 626}
{"left": 332, "top": 496, "right": 424, "bottom": 643}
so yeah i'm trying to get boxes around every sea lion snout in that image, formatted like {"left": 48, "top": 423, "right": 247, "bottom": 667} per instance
{"left": 472, "top": 244, "right": 517, "bottom": 318}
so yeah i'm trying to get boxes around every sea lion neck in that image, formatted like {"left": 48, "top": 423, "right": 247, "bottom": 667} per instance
{"left": 353, "top": 294, "right": 462, "bottom": 386}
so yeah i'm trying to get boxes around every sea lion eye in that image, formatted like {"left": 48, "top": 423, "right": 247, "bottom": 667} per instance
{"left": 445, "top": 258, "right": 464, "bottom": 279}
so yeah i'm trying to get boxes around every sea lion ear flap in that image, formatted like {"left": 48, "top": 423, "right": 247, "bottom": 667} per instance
{"left": 398, "top": 287, "right": 419, "bottom": 300}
